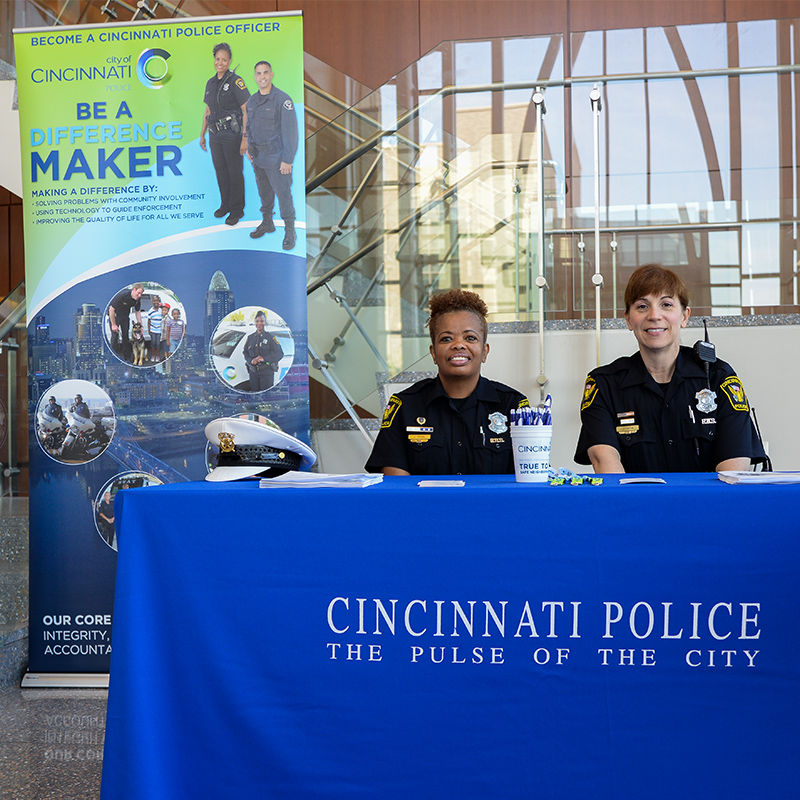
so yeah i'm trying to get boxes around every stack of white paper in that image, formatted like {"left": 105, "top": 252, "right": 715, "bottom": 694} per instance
{"left": 718, "top": 471, "right": 800, "bottom": 485}
{"left": 259, "top": 471, "right": 383, "bottom": 488}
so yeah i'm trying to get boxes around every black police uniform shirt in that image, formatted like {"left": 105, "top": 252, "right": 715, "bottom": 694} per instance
{"left": 204, "top": 70, "right": 250, "bottom": 131}
{"left": 243, "top": 329, "right": 284, "bottom": 373}
{"left": 245, "top": 86, "right": 299, "bottom": 169}
{"left": 365, "top": 376, "right": 530, "bottom": 475}
{"left": 574, "top": 346, "right": 765, "bottom": 472}
{"left": 109, "top": 290, "right": 141, "bottom": 323}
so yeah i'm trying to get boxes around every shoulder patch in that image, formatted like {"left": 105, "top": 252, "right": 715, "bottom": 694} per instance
{"left": 518, "top": 398, "right": 530, "bottom": 409}
{"left": 235, "top": 78, "right": 246, "bottom": 90}
{"left": 720, "top": 376, "right": 749, "bottom": 412}
{"left": 581, "top": 375, "right": 598, "bottom": 411}
{"left": 381, "top": 395, "right": 402, "bottom": 429}
{"left": 283, "top": 98, "right": 294, "bottom": 110}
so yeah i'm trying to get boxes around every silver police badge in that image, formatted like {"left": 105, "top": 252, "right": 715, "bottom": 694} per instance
{"left": 487, "top": 412, "right": 508, "bottom": 434}
{"left": 695, "top": 389, "right": 717, "bottom": 413}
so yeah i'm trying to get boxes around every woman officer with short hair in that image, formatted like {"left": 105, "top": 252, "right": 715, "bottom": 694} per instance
{"left": 200, "top": 42, "right": 250, "bottom": 226}
{"left": 575, "top": 263, "right": 765, "bottom": 473}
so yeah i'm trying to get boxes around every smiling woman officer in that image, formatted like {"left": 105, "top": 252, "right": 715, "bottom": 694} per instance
{"left": 365, "top": 289, "right": 530, "bottom": 476}
{"left": 575, "top": 263, "right": 765, "bottom": 474}
{"left": 199, "top": 42, "right": 250, "bottom": 226}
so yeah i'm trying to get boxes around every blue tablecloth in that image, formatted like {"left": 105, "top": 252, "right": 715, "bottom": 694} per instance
{"left": 101, "top": 474, "right": 800, "bottom": 799}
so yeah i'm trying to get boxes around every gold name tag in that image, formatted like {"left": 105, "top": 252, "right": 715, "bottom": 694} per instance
{"left": 616, "top": 425, "right": 639, "bottom": 434}
{"left": 408, "top": 434, "right": 431, "bottom": 443}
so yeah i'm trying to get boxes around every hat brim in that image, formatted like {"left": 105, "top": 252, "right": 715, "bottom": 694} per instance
{"left": 205, "top": 465, "right": 271, "bottom": 482}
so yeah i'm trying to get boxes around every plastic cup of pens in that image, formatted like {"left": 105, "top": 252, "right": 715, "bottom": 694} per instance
{"left": 510, "top": 395, "right": 552, "bottom": 483}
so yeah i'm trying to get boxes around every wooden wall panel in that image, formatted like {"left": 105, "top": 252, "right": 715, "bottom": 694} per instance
{"left": 569, "top": 0, "right": 724, "bottom": 33}
{"left": 278, "top": 0, "right": 421, "bottom": 90}
{"left": 0, "top": 191, "right": 22, "bottom": 300}
{"left": 420, "top": 0, "right": 567, "bottom": 55}
{"left": 181, "top": 0, "right": 278, "bottom": 15}
{"left": 726, "top": 0, "right": 800, "bottom": 21}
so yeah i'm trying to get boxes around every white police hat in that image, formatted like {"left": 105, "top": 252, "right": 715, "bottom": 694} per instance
{"left": 204, "top": 414, "right": 316, "bottom": 482}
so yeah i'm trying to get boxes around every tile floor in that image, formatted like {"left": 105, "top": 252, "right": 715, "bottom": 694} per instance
{"left": 0, "top": 685, "right": 107, "bottom": 799}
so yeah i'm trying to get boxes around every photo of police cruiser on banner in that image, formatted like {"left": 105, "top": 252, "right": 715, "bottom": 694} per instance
{"left": 14, "top": 12, "right": 306, "bottom": 676}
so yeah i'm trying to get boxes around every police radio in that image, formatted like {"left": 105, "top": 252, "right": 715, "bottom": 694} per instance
{"left": 694, "top": 318, "right": 772, "bottom": 471}
{"left": 693, "top": 318, "right": 716, "bottom": 384}
{"left": 693, "top": 319, "right": 716, "bottom": 361}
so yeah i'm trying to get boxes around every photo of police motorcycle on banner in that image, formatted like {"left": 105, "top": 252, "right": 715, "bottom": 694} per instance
{"left": 15, "top": 12, "right": 306, "bottom": 678}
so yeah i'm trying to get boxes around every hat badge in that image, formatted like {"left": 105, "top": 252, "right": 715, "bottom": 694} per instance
{"left": 218, "top": 432, "right": 236, "bottom": 453}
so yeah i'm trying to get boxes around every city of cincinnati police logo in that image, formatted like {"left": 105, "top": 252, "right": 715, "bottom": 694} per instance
{"left": 487, "top": 412, "right": 508, "bottom": 434}
{"left": 284, "top": 99, "right": 294, "bottom": 110}
{"left": 381, "top": 395, "right": 401, "bottom": 429}
{"left": 135, "top": 48, "right": 172, "bottom": 90}
{"left": 236, "top": 78, "right": 247, "bottom": 90}
{"left": 720, "top": 377, "right": 749, "bottom": 412}
{"left": 695, "top": 389, "right": 717, "bottom": 413}
{"left": 581, "top": 375, "right": 598, "bottom": 410}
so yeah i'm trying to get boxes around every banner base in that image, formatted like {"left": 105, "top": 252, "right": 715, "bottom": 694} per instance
{"left": 21, "top": 672, "right": 109, "bottom": 689}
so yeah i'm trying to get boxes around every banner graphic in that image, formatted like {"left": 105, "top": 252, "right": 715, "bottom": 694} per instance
{"left": 14, "top": 12, "right": 306, "bottom": 674}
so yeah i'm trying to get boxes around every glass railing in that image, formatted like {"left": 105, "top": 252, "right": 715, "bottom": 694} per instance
{"left": 304, "top": 20, "right": 800, "bottom": 426}
{"left": 0, "top": 282, "right": 27, "bottom": 496}
{"left": 305, "top": 34, "right": 569, "bottom": 420}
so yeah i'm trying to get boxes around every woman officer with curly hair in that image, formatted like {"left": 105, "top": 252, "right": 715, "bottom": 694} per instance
{"left": 365, "top": 289, "right": 530, "bottom": 476}
{"left": 199, "top": 42, "right": 250, "bottom": 226}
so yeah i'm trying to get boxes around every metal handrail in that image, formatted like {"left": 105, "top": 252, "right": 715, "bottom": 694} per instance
{"left": 307, "top": 156, "right": 545, "bottom": 294}
{"left": 307, "top": 151, "right": 384, "bottom": 280}
{"left": 308, "top": 343, "right": 373, "bottom": 445}
{"left": 322, "top": 263, "right": 386, "bottom": 364}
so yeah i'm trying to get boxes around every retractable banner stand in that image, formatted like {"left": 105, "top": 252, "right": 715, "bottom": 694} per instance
{"left": 14, "top": 12, "right": 306, "bottom": 679}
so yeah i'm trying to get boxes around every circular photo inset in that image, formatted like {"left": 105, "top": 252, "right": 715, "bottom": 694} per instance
{"left": 210, "top": 306, "right": 294, "bottom": 393}
{"left": 35, "top": 380, "right": 116, "bottom": 465}
{"left": 94, "top": 472, "right": 164, "bottom": 551}
{"left": 104, "top": 281, "right": 186, "bottom": 368}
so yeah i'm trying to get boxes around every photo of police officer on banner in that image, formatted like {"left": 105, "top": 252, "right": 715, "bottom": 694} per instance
{"left": 245, "top": 60, "right": 298, "bottom": 250}
{"left": 200, "top": 42, "right": 250, "bottom": 227}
